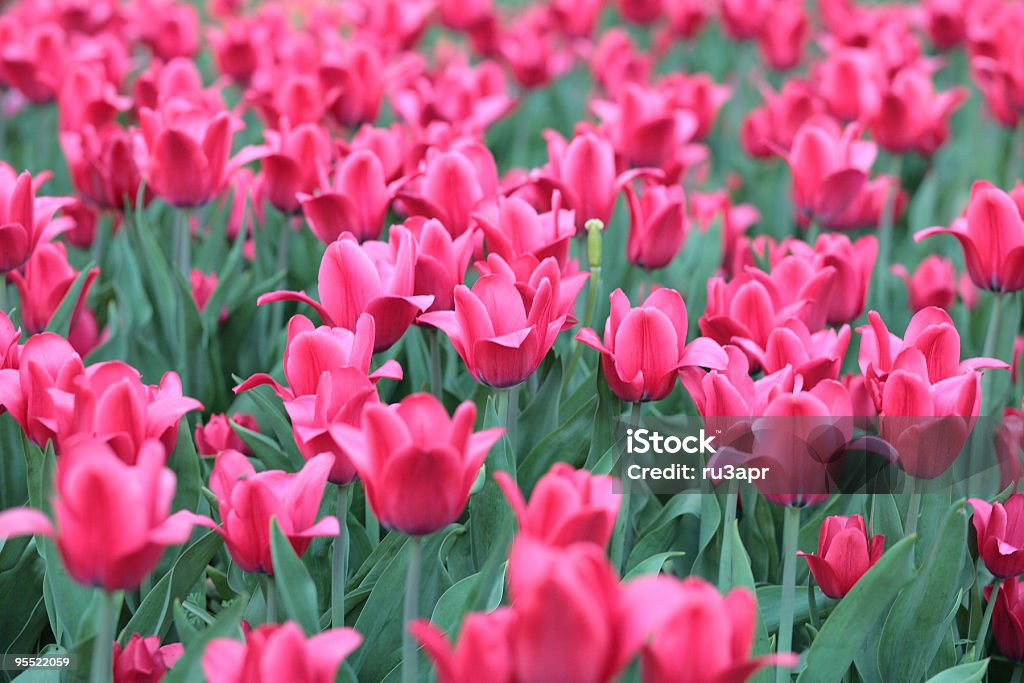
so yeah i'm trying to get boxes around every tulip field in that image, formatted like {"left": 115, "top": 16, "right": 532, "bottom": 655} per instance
{"left": 7, "top": 0, "right": 1024, "bottom": 681}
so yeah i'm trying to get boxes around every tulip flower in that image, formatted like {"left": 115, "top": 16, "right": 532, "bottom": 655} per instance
{"left": 7, "top": 241, "right": 100, "bottom": 355}
{"left": 798, "top": 515, "right": 884, "bottom": 598}
{"left": 0, "top": 438, "right": 212, "bottom": 591}
{"left": 203, "top": 622, "right": 362, "bottom": 683}
{"left": 208, "top": 450, "right": 339, "bottom": 575}
{"left": 0, "top": 165, "right": 72, "bottom": 272}
{"left": 413, "top": 610, "right": 514, "bottom": 683}
{"left": 494, "top": 463, "right": 620, "bottom": 549}
{"left": 870, "top": 66, "right": 968, "bottom": 155}
{"left": 813, "top": 47, "right": 885, "bottom": 123}
{"left": 968, "top": 495, "right": 1024, "bottom": 578}
{"left": 331, "top": 394, "right": 503, "bottom": 535}
{"left": 577, "top": 288, "right": 728, "bottom": 403}
{"left": 0, "top": 333, "right": 82, "bottom": 445}
{"left": 590, "top": 83, "right": 698, "bottom": 168}
{"left": 621, "top": 575, "right": 798, "bottom": 683}
{"left": 988, "top": 576, "right": 1024, "bottom": 661}
{"left": 397, "top": 150, "right": 492, "bottom": 238}
{"left": 300, "top": 149, "right": 397, "bottom": 243}
{"left": 61, "top": 124, "right": 145, "bottom": 210}
{"left": 0, "top": 312, "right": 19, "bottom": 372}
{"left": 254, "top": 122, "right": 332, "bottom": 214}
{"left": 741, "top": 80, "right": 822, "bottom": 159}
{"left": 743, "top": 319, "right": 851, "bottom": 389}
{"left": 915, "top": 181, "right": 1024, "bottom": 292}
{"left": 405, "top": 217, "right": 475, "bottom": 312}
{"left": 891, "top": 255, "right": 958, "bottom": 312}
{"left": 421, "top": 255, "right": 583, "bottom": 387}
{"left": 194, "top": 413, "right": 258, "bottom": 457}
{"left": 624, "top": 182, "right": 687, "bottom": 270}
{"left": 506, "top": 539, "right": 630, "bottom": 683}
{"left": 437, "top": 0, "right": 492, "bottom": 30}
{"left": 257, "top": 228, "right": 434, "bottom": 352}
{"left": 0, "top": 21, "right": 66, "bottom": 104}
{"left": 113, "top": 633, "right": 184, "bottom": 683}
{"left": 475, "top": 196, "right": 576, "bottom": 272}
{"left": 720, "top": 0, "right": 772, "bottom": 40}
{"left": 319, "top": 39, "right": 387, "bottom": 128}
{"left": 756, "top": 0, "right": 808, "bottom": 71}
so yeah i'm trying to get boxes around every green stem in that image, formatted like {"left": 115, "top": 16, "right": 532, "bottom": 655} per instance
{"left": 561, "top": 264, "right": 602, "bottom": 396}
{"left": 402, "top": 536, "right": 423, "bottom": 683}
{"left": 429, "top": 329, "right": 443, "bottom": 400}
{"left": 497, "top": 386, "right": 520, "bottom": 458}
{"left": 807, "top": 574, "right": 821, "bottom": 631}
{"left": 874, "top": 155, "right": 903, "bottom": 312}
{"left": 174, "top": 209, "right": 192, "bottom": 277}
{"left": 777, "top": 505, "right": 801, "bottom": 683}
{"left": 331, "top": 484, "right": 350, "bottom": 629}
{"left": 264, "top": 576, "right": 276, "bottom": 623}
{"left": 719, "top": 488, "right": 739, "bottom": 590}
{"left": 90, "top": 591, "right": 117, "bottom": 683}
{"left": 981, "top": 293, "right": 1006, "bottom": 416}
{"left": 365, "top": 494, "right": 379, "bottom": 548}
{"left": 1011, "top": 663, "right": 1023, "bottom": 683}
{"left": 905, "top": 477, "right": 922, "bottom": 537}
{"left": 612, "top": 402, "right": 643, "bottom": 573}
{"left": 973, "top": 579, "right": 1002, "bottom": 662}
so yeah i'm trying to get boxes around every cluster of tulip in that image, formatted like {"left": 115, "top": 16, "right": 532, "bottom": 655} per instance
{"left": 2, "top": 0, "right": 1024, "bottom": 681}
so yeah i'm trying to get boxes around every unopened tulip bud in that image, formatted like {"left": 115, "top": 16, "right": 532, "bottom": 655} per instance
{"left": 586, "top": 218, "right": 604, "bottom": 269}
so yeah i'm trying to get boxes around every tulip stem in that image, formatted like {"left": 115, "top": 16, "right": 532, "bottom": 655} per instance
{"left": 331, "top": 484, "right": 350, "bottom": 629}
{"left": 429, "top": 329, "right": 443, "bottom": 399}
{"left": 905, "top": 477, "right": 922, "bottom": 537}
{"left": 981, "top": 293, "right": 1006, "bottom": 416}
{"left": 497, "top": 386, "right": 520, "bottom": 459}
{"left": 973, "top": 579, "right": 1002, "bottom": 662}
{"left": 264, "top": 576, "right": 276, "bottom": 623}
{"left": 873, "top": 155, "right": 902, "bottom": 312}
{"left": 173, "top": 209, "right": 192, "bottom": 276}
{"left": 402, "top": 535, "right": 423, "bottom": 683}
{"left": 807, "top": 574, "right": 821, "bottom": 630}
{"left": 719, "top": 488, "right": 739, "bottom": 590}
{"left": 366, "top": 497, "right": 379, "bottom": 548}
{"left": 777, "top": 505, "right": 801, "bottom": 683}
{"left": 90, "top": 590, "right": 117, "bottom": 683}
{"left": 613, "top": 402, "right": 643, "bottom": 573}
{"left": 561, "top": 263, "right": 602, "bottom": 397}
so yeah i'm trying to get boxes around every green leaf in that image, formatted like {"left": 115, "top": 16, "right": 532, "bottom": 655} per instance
{"left": 429, "top": 566, "right": 505, "bottom": 635}
{"left": 270, "top": 519, "right": 320, "bottom": 634}
{"left": 923, "top": 660, "right": 988, "bottom": 683}
{"left": 118, "top": 531, "right": 223, "bottom": 643}
{"left": 161, "top": 599, "right": 244, "bottom": 683}
{"left": 623, "top": 552, "right": 685, "bottom": 580}
{"left": 44, "top": 263, "right": 95, "bottom": 338}
{"left": 797, "top": 536, "right": 918, "bottom": 683}
{"left": 877, "top": 501, "right": 968, "bottom": 683}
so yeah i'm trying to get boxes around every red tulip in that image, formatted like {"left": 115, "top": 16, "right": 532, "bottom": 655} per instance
{"left": 783, "top": 233, "right": 878, "bottom": 325}
{"left": 741, "top": 80, "right": 823, "bottom": 159}
{"left": 195, "top": 413, "right": 258, "bottom": 457}
{"left": 413, "top": 610, "right": 514, "bottom": 683}
{"left": 969, "top": 3, "right": 1024, "bottom": 127}
{"left": 0, "top": 333, "right": 81, "bottom": 446}
{"left": 7, "top": 241, "right": 100, "bottom": 355}
{"left": 591, "top": 83, "right": 698, "bottom": 168}
{"left": 616, "top": 0, "right": 662, "bottom": 24}
{"left": 870, "top": 66, "right": 968, "bottom": 155}
{"left": 740, "top": 319, "right": 851, "bottom": 389}
{"left": 319, "top": 39, "right": 386, "bottom": 128}
{"left": 681, "top": 346, "right": 797, "bottom": 424}
{"left": 0, "top": 438, "right": 212, "bottom": 591}
{"left": 331, "top": 394, "right": 503, "bottom": 535}
{"left": 499, "top": 8, "right": 575, "bottom": 89}
{"left": 915, "top": 181, "right": 1024, "bottom": 292}
{"left": 256, "top": 122, "right": 332, "bottom": 214}
{"left": 61, "top": 124, "right": 145, "bottom": 210}
{"left": 495, "top": 463, "right": 620, "bottom": 550}
{"left": 0, "top": 311, "right": 19, "bottom": 372}
{"left": 891, "top": 255, "right": 958, "bottom": 312}
{"left": 437, "top": 0, "right": 492, "bottom": 30}
{"left": 664, "top": 0, "right": 710, "bottom": 39}
{"left": 506, "top": 539, "right": 629, "bottom": 683}
{"left": 57, "top": 62, "right": 129, "bottom": 134}
{"left": 720, "top": 0, "right": 772, "bottom": 40}
{"left": 798, "top": 515, "right": 884, "bottom": 598}
{"left": 135, "top": 0, "right": 200, "bottom": 61}
{"left": 988, "top": 576, "right": 1024, "bottom": 661}
{"left": 300, "top": 149, "right": 396, "bottom": 243}
{"left": 208, "top": 450, "right": 339, "bottom": 574}
{"left": 968, "top": 495, "right": 1024, "bottom": 578}
{"left": 475, "top": 195, "right": 576, "bottom": 272}
{"left": 624, "top": 182, "right": 687, "bottom": 270}
{"left": 420, "top": 256, "right": 584, "bottom": 387}
{"left": 258, "top": 228, "right": 434, "bottom": 352}
{"left": 203, "top": 622, "right": 362, "bottom": 683}
{"left": 0, "top": 21, "right": 66, "bottom": 104}
{"left": 658, "top": 73, "right": 731, "bottom": 142}
{"left": 208, "top": 19, "right": 261, "bottom": 85}
{"left": 756, "top": 0, "right": 808, "bottom": 71}
{"left": 591, "top": 29, "right": 652, "bottom": 98}
{"left": 112, "top": 633, "right": 184, "bottom": 683}
{"left": 397, "top": 150, "right": 492, "bottom": 238}
{"left": 577, "top": 288, "right": 727, "bottom": 403}
{"left": 0, "top": 165, "right": 72, "bottom": 272}
{"left": 621, "top": 575, "right": 798, "bottom": 683}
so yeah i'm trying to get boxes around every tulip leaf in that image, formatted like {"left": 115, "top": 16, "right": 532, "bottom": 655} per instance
{"left": 43, "top": 263, "right": 95, "bottom": 339}
{"left": 269, "top": 519, "right": 320, "bottom": 635}
{"left": 429, "top": 566, "right": 506, "bottom": 635}
{"left": 797, "top": 535, "right": 917, "bottom": 683}
{"left": 923, "top": 660, "right": 988, "bottom": 683}
{"left": 0, "top": 536, "right": 47, "bottom": 657}
{"left": 235, "top": 382, "right": 305, "bottom": 470}
{"left": 38, "top": 537, "right": 98, "bottom": 649}
{"left": 517, "top": 354, "right": 562, "bottom": 454}
{"left": 160, "top": 598, "right": 244, "bottom": 683}
{"left": 231, "top": 422, "right": 294, "bottom": 472}
{"left": 877, "top": 500, "right": 968, "bottom": 683}
{"left": 118, "top": 530, "right": 223, "bottom": 643}
{"left": 623, "top": 551, "right": 686, "bottom": 580}
{"left": 519, "top": 395, "right": 596, "bottom": 491}
{"left": 168, "top": 420, "right": 203, "bottom": 521}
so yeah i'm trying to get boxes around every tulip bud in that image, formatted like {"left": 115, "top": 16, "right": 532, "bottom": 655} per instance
{"left": 586, "top": 218, "right": 604, "bottom": 269}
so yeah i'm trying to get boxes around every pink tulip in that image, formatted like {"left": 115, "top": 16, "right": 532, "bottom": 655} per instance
{"left": 413, "top": 610, "right": 514, "bottom": 683}
{"left": 300, "top": 149, "right": 397, "bottom": 243}
{"left": 255, "top": 122, "right": 332, "bottom": 214}
{"left": 892, "top": 255, "right": 959, "bottom": 312}
{"left": 112, "top": 633, "right": 184, "bottom": 683}
{"left": 257, "top": 228, "right": 434, "bottom": 352}
{"left": 756, "top": 0, "right": 808, "bottom": 71}
{"left": 740, "top": 319, "right": 851, "bottom": 389}
{"left": 741, "top": 80, "right": 822, "bottom": 159}
{"left": 208, "top": 450, "right": 339, "bottom": 574}
{"left": 405, "top": 217, "right": 475, "bottom": 312}
{"left": 798, "top": 515, "right": 884, "bottom": 598}
{"left": 622, "top": 575, "right": 798, "bottom": 683}
{"left": 590, "top": 83, "right": 698, "bottom": 168}
{"left": 420, "top": 256, "right": 584, "bottom": 388}
{"left": 397, "top": 150, "right": 492, "bottom": 238}
{"left": 624, "top": 182, "right": 687, "bottom": 270}
{"left": 437, "top": 0, "right": 492, "bottom": 30}
{"left": 61, "top": 124, "right": 145, "bottom": 210}
{"left": 195, "top": 413, "right": 258, "bottom": 457}
{"left": 318, "top": 39, "right": 387, "bottom": 128}
{"left": 203, "top": 622, "right": 361, "bottom": 683}
{"left": 915, "top": 181, "right": 1024, "bottom": 292}
{"left": 0, "top": 438, "right": 212, "bottom": 591}
{"left": 475, "top": 196, "right": 576, "bottom": 272}
{"left": 870, "top": 66, "right": 968, "bottom": 155}
{"left": 0, "top": 165, "right": 72, "bottom": 272}
{"left": 0, "top": 311, "right": 19, "bottom": 372}
{"left": 495, "top": 463, "right": 620, "bottom": 549}
{"left": 783, "top": 233, "right": 878, "bottom": 325}
{"left": 989, "top": 576, "right": 1024, "bottom": 661}
{"left": 577, "top": 288, "right": 727, "bottom": 403}
{"left": 0, "top": 333, "right": 81, "bottom": 446}
{"left": 331, "top": 394, "right": 503, "bottom": 535}
{"left": 720, "top": 0, "right": 772, "bottom": 40}
{"left": 968, "top": 495, "right": 1024, "bottom": 578}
